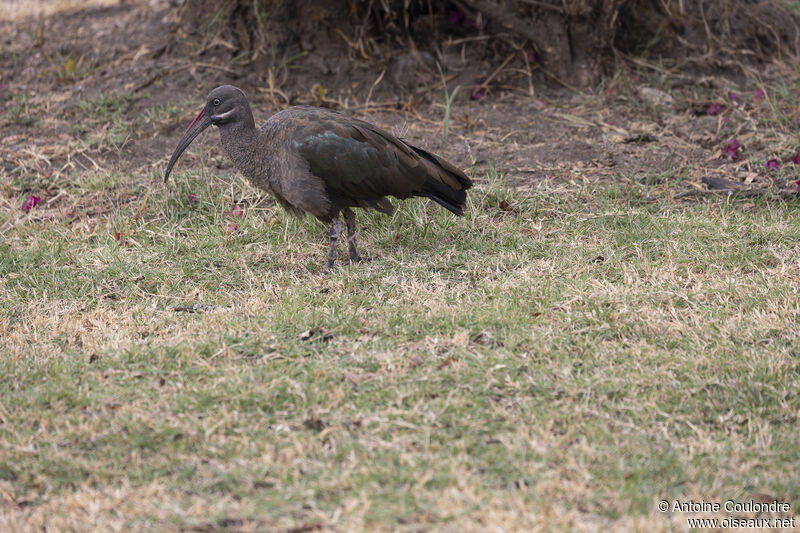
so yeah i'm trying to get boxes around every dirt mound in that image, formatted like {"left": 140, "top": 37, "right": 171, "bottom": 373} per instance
{"left": 617, "top": 0, "right": 800, "bottom": 63}
{"left": 170, "top": 0, "right": 800, "bottom": 89}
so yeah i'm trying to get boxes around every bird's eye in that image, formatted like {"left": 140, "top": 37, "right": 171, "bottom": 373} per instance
{"left": 213, "top": 98, "right": 220, "bottom": 106}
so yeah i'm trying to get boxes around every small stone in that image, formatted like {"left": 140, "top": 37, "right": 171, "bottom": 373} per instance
{"left": 637, "top": 87, "right": 674, "bottom": 108}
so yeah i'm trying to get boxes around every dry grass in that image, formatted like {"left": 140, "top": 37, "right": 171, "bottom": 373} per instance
{"left": 2, "top": 152, "right": 800, "bottom": 530}
{"left": 0, "top": 1, "right": 119, "bottom": 22}
{"left": 4, "top": 7, "right": 800, "bottom": 526}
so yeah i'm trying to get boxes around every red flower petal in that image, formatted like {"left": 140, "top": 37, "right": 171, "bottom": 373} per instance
{"left": 792, "top": 151, "right": 800, "bottom": 165}
{"left": 765, "top": 158, "right": 780, "bottom": 170}
{"left": 188, "top": 192, "right": 198, "bottom": 203}
{"left": 754, "top": 88, "right": 766, "bottom": 102}
{"left": 226, "top": 223, "right": 238, "bottom": 235}
{"left": 724, "top": 139, "right": 740, "bottom": 160}
{"left": 469, "top": 85, "right": 487, "bottom": 101}
{"left": 231, "top": 204, "right": 244, "bottom": 218}
{"left": 21, "top": 195, "right": 41, "bottom": 212}
{"left": 707, "top": 102, "right": 723, "bottom": 116}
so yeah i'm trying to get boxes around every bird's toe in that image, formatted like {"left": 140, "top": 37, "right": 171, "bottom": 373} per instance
{"left": 345, "top": 254, "right": 371, "bottom": 265}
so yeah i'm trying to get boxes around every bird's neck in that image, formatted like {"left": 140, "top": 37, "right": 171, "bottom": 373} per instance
{"left": 218, "top": 120, "right": 262, "bottom": 180}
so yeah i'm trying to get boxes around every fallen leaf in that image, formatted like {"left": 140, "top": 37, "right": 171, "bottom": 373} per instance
{"left": 437, "top": 357, "right": 456, "bottom": 370}
{"left": 498, "top": 199, "right": 517, "bottom": 213}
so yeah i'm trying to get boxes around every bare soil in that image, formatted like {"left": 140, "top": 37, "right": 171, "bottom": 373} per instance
{"left": 2, "top": 0, "right": 799, "bottom": 214}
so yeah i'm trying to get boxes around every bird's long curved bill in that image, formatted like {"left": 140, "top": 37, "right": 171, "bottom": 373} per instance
{"left": 164, "top": 109, "right": 212, "bottom": 183}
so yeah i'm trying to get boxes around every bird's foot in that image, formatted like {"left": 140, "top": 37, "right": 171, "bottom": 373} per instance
{"left": 325, "top": 253, "right": 371, "bottom": 271}
{"left": 344, "top": 253, "right": 371, "bottom": 265}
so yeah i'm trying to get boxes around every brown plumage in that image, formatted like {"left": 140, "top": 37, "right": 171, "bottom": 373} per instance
{"left": 165, "top": 85, "right": 472, "bottom": 272}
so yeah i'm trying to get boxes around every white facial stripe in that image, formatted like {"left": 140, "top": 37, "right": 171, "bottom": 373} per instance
{"left": 214, "top": 109, "right": 235, "bottom": 120}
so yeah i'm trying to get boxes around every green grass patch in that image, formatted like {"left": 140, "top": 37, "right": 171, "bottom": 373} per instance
{"left": 1, "top": 171, "right": 799, "bottom": 530}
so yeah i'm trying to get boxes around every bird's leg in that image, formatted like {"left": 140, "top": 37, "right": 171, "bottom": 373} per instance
{"left": 342, "top": 207, "right": 363, "bottom": 264}
{"left": 324, "top": 217, "right": 343, "bottom": 274}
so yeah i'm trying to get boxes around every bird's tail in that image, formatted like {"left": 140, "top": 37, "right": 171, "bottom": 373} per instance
{"left": 411, "top": 146, "right": 473, "bottom": 216}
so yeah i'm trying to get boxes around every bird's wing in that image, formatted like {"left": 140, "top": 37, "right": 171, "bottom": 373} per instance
{"left": 292, "top": 110, "right": 468, "bottom": 203}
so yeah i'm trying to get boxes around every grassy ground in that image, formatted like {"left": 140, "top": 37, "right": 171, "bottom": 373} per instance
{"left": 2, "top": 161, "right": 800, "bottom": 531}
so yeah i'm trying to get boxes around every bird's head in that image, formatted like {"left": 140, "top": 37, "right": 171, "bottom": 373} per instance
{"left": 164, "top": 85, "right": 251, "bottom": 183}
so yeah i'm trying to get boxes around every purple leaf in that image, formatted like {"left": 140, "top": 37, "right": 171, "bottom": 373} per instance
{"left": 796, "top": 180, "right": 800, "bottom": 191}
{"left": 754, "top": 88, "right": 766, "bottom": 102}
{"left": 447, "top": 9, "right": 465, "bottom": 25}
{"left": 724, "top": 139, "right": 740, "bottom": 160}
{"left": 707, "top": 102, "right": 723, "bottom": 116}
{"left": 728, "top": 91, "right": 741, "bottom": 104}
{"left": 792, "top": 151, "right": 800, "bottom": 165}
{"left": 526, "top": 47, "right": 543, "bottom": 65}
{"left": 765, "top": 158, "right": 780, "bottom": 170}
{"left": 21, "top": 195, "right": 41, "bottom": 212}
{"left": 188, "top": 192, "right": 198, "bottom": 203}
{"left": 446, "top": 8, "right": 477, "bottom": 29}
{"left": 231, "top": 204, "right": 244, "bottom": 218}
{"left": 226, "top": 223, "right": 238, "bottom": 235}
{"left": 469, "top": 85, "right": 487, "bottom": 101}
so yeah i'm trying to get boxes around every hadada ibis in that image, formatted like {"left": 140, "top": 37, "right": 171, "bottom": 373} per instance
{"left": 164, "top": 85, "right": 472, "bottom": 272}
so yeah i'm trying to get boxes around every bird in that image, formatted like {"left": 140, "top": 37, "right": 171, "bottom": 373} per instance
{"left": 164, "top": 85, "right": 472, "bottom": 272}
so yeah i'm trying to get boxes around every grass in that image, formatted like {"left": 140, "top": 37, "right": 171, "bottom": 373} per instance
{"left": 4, "top": 93, "right": 40, "bottom": 127}
{"left": 437, "top": 62, "right": 459, "bottom": 139}
{"left": 73, "top": 93, "right": 135, "bottom": 152}
{"left": 1, "top": 164, "right": 799, "bottom": 531}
